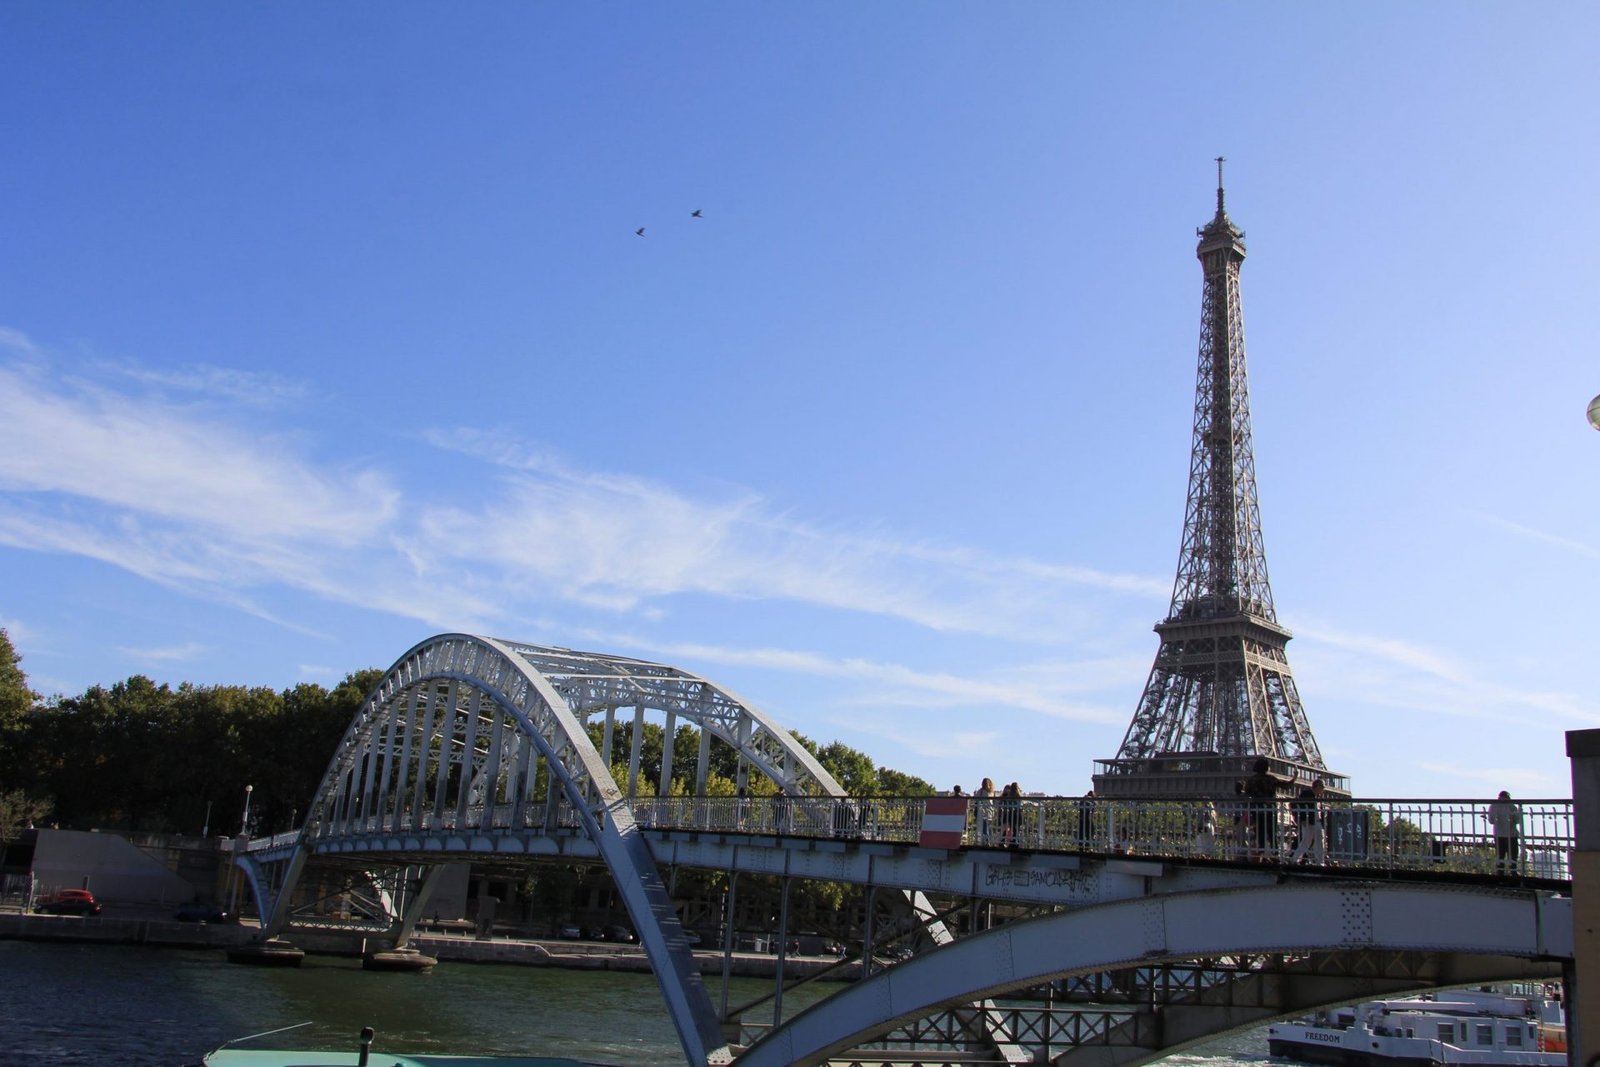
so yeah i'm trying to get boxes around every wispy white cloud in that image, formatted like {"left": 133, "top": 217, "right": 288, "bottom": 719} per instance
{"left": 0, "top": 360, "right": 396, "bottom": 546}
{"left": 116, "top": 641, "right": 207, "bottom": 663}
{"left": 1292, "top": 617, "right": 1600, "bottom": 729}
{"left": 1292, "top": 621, "right": 1474, "bottom": 686}
{"left": 109, "top": 362, "right": 309, "bottom": 407}
{"left": 0, "top": 614, "right": 38, "bottom": 646}
{"left": 0, "top": 345, "right": 1173, "bottom": 713}
{"left": 1470, "top": 510, "right": 1600, "bottom": 561}
{"left": 572, "top": 629, "right": 1129, "bottom": 724}
{"left": 416, "top": 425, "right": 1160, "bottom": 643}
{"left": 0, "top": 327, "right": 40, "bottom": 358}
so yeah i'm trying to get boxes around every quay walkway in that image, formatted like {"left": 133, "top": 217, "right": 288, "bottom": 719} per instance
{"left": 0, "top": 903, "right": 855, "bottom": 979}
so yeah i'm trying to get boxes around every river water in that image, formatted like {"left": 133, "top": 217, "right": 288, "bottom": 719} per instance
{"left": 0, "top": 940, "right": 1272, "bottom": 1067}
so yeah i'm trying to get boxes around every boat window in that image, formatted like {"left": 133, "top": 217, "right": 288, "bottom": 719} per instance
{"left": 1436, "top": 1023, "right": 1455, "bottom": 1042}
{"left": 1506, "top": 1026, "right": 1523, "bottom": 1047}
{"left": 1476, "top": 1024, "right": 1493, "bottom": 1045}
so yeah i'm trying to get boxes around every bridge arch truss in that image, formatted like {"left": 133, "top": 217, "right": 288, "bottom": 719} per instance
{"left": 241, "top": 633, "right": 945, "bottom": 1067}
{"left": 737, "top": 883, "right": 1573, "bottom": 1067}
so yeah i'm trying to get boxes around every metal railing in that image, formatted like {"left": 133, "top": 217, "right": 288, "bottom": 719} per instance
{"left": 630, "top": 794, "right": 1573, "bottom": 879}
{"left": 310, "top": 793, "right": 1574, "bottom": 881}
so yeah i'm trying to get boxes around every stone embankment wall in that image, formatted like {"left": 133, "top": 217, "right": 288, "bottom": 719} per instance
{"left": 0, "top": 911, "right": 858, "bottom": 980}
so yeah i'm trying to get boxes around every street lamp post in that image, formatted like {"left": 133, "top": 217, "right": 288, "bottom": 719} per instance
{"left": 230, "top": 784, "right": 254, "bottom": 920}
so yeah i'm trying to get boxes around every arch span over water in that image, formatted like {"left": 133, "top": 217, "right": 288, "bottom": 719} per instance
{"left": 737, "top": 883, "right": 1573, "bottom": 1067}
{"left": 253, "top": 633, "right": 950, "bottom": 1067}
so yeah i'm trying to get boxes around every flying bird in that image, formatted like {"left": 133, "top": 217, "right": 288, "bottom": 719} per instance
{"left": 690, "top": 209, "right": 703, "bottom": 218}
{"left": 634, "top": 227, "right": 646, "bottom": 237}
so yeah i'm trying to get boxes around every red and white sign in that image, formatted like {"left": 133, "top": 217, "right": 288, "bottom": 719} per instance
{"left": 919, "top": 796, "right": 968, "bottom": 848}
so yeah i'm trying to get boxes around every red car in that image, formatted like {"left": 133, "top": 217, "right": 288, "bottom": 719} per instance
{"left": 34, "top": 888, "right": 101, "bottom": 916}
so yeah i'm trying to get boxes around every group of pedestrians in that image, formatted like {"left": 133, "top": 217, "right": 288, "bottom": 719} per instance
{"left": 944, "top": 768, "right": 1528, "bottom": 873}
{"left": 1223, "top": 763, "right": 1525, "bottom": 874}
{"left": 956, "top": 777, "right": 1027, "bottom": 846}
{"left": 1241, "top": 760, "right": 1328, "bottom": 864}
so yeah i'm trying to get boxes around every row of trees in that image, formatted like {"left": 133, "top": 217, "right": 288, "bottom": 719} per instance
{"left": 0, "top": 629, "right": 933, "bottom": 846}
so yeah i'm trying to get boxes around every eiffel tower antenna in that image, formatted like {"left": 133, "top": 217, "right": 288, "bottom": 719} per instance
{"left": 1093, "top": 165, "right": 1348, "bottom": 799}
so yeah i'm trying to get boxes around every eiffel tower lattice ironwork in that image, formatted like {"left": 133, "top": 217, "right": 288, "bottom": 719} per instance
{"left": 1093, "top": 162, "right": 1347, "bottom": 799}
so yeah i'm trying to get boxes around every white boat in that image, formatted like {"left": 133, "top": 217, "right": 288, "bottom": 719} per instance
{"left": 1267, "top": 988, "right": 1566, "bottom": 1067}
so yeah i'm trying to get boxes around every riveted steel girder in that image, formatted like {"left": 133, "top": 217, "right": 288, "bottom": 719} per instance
{"left": 735, "top": 884, "right": 1571, "bottom": 1067}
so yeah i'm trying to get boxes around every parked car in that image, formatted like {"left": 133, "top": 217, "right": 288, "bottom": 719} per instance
{"left": 34, "top": 889, "right": 101, "bottom": 916}
{"left": 558, "top": 924, "right": 581, "bottom": 940}
{"left": 174, "top": 900, "right": 230, "bottom": 923}
{"left": 606, "top": 925, "right": 635, "bottom": 944}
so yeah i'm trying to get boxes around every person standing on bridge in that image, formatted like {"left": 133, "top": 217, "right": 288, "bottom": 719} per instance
{"left": 1486, "top": 790, "right": 1523, "bottom": 875}
{"left": 1076, "top": 790, "right": 1098, "bottom": 851}
{"left": 1288, "top": 779, "right": 1326, "bottom": 865}
{"left": 999, "top": 782, "right": 1022, "bottom": 847}
{"left": 975, "top": 778, "right": 997, "bottom": 845}
{"left": 1242, "top": 759, "right": 1281, "bottom": 861}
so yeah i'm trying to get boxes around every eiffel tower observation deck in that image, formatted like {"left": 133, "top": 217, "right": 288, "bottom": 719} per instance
{"left": 1093, "top": 162, "right": 1348, "bottom": 801}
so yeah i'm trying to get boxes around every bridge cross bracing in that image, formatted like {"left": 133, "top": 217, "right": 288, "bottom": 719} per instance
{"left": 232, "top": 633, "right": 1575, "bottom": 1067}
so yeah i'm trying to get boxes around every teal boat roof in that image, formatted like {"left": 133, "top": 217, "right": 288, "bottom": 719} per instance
{"left": 204, "top": 1052, "right": 596, "bottom": 1067}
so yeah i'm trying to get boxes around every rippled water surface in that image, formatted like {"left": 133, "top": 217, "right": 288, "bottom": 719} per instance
{"left": 0, "top": 940, "right": 1274, "bottom": 1067}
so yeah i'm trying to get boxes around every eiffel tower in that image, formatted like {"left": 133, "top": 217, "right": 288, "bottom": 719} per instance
{"left": 1092, "top": 162, "right": 1347, "bottom": 800}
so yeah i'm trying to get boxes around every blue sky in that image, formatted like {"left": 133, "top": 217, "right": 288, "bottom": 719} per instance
{"left": 2, "top": 4, "right": 1596, "bottom": 801}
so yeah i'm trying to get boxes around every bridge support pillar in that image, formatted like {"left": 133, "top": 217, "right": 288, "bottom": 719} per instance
{"left": 1567, "top": 729, "right": 1600, "bottom": 1067}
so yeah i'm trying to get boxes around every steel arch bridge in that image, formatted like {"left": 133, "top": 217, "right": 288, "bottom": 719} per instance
{"left": 233, "top": 634, "right": 1575, "bottom": 1067}
{"left": 239, "top": 633, "right": 952, "bottom": 1067}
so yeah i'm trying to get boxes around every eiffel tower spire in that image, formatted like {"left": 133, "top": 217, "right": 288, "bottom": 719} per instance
{"left": 1094, "top": 163, "right": 1347, "bottom": 799}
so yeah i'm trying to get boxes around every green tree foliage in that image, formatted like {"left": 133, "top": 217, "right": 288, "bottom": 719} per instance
{"left": 789, "top": 731, "right": 934, "bottom": 797}
{"left": 0, "top": 628, "right": 34, "bottom": 735}
{"left": 12, "top": 666, "right": 385, "bottom": 835}
{"left": 816, "top": 740, "right": 878, "bottom": 794}
{"left": 0, "top": 789, "right": 50, "bottom": 845}
{"left": 0, "top": 629, "right": 48, "bottom": 842}
{"left": 875, "top": 766, "right": 936, "bottom": 797}
{"left": 13, "top": 656, "right": 928, "bottom": 845}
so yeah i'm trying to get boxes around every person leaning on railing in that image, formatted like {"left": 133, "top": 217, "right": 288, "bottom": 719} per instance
{"left": 1486, "top": 790, "right": 1523, "bottom": 875}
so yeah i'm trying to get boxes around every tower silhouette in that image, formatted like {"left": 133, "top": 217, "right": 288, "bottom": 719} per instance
{"left": 1093, "top": 162, "right": 1346, "bottom": 799}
